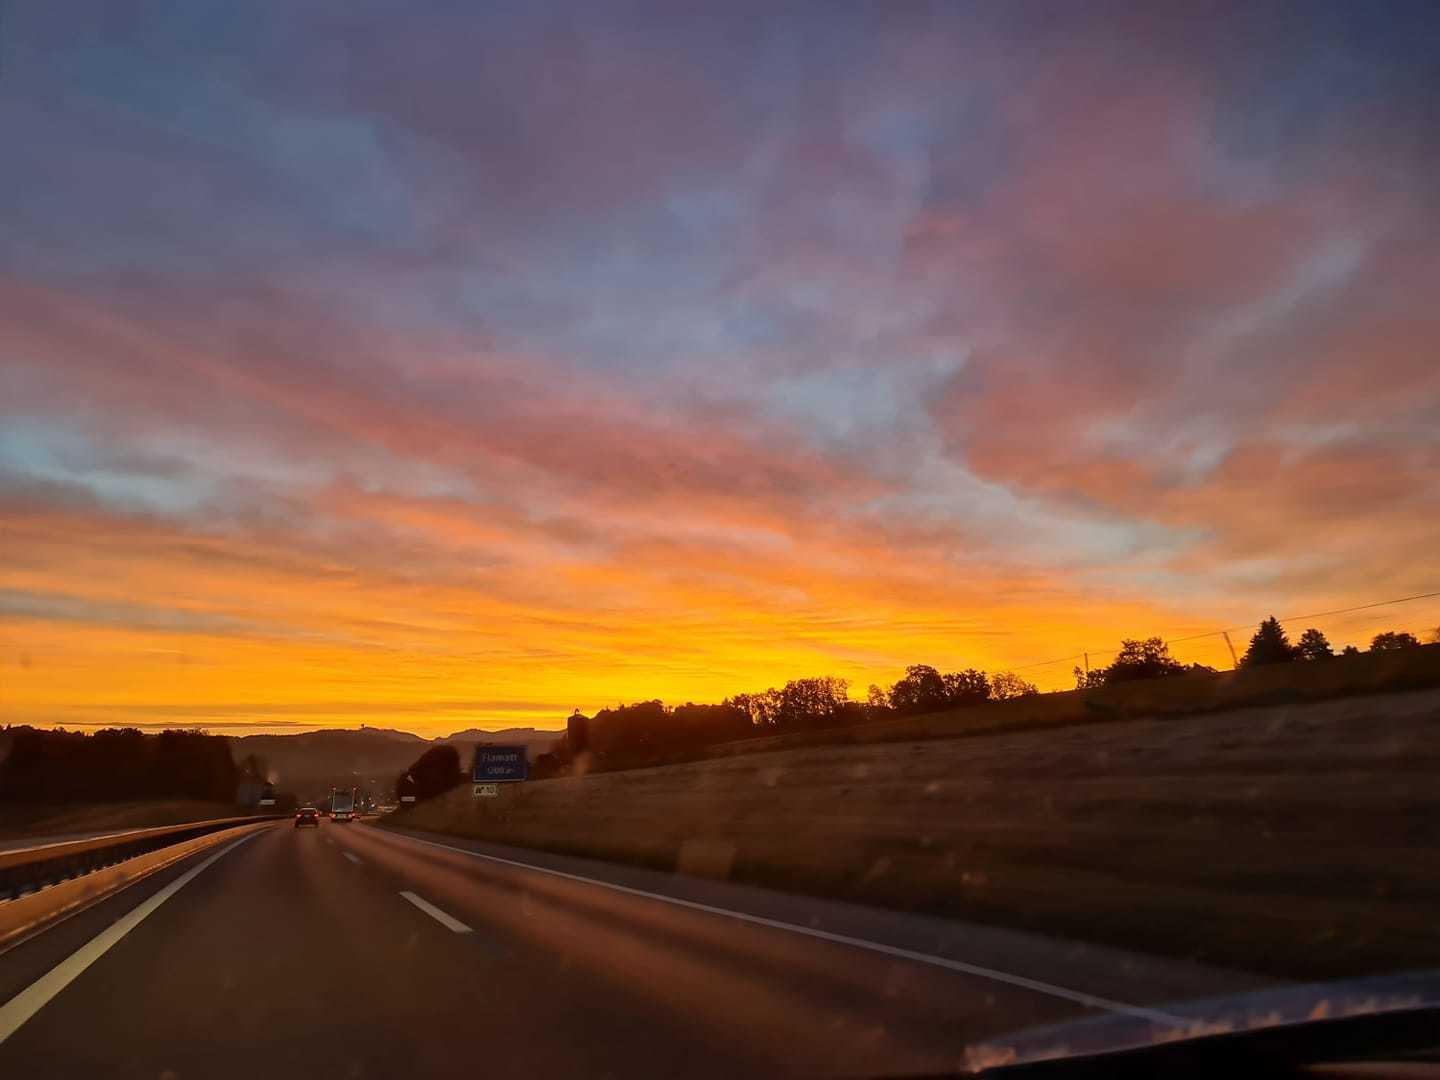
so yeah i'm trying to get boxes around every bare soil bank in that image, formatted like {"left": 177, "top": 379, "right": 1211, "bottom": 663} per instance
{"left": 389, "top": 687, "right": 1440, "bottom": 981}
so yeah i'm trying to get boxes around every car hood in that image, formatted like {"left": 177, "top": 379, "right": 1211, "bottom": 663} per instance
{"left": 964, "top": 969, "right": 1440, "bottom": 1075}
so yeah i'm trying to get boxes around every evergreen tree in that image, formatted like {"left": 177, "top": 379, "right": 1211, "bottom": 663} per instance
{"left": 1240, "top": 616, "right": 1296, "bottom": 666}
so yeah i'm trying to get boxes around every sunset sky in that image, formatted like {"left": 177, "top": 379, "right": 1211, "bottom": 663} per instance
{"left": 2, "top": 2, "right": 1438, "bottom": 735}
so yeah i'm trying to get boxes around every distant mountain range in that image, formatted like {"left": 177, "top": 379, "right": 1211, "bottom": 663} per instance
{"left": 229, "top": 725, "right": 562, "bottom": 799}
{"left": 0, "top": 723, "right": 562, "bottom": 804}
{"left": 440, "top": 726, "right": 560, "bottom": 744}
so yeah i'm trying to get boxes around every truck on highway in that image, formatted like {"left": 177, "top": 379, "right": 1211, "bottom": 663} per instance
{"left": 331, "top": 787, "right": 356, "bottom": 823}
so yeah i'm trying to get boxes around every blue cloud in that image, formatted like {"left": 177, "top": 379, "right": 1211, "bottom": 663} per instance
{"left": 0, "top": 423, "right": 214, "bottom": 515}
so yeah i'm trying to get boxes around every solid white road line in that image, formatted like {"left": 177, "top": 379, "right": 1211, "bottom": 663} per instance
{"left": 0, "top": 831, "right": 260, "bottom": 1046}
{"left": 342, "top": 851, "right": 362, "bottom": 864}
{"left": 398, "top": 891, "right": 473, "bottom": 934}
{"left": 380, "top": 829, "right": 1188, "bottom": 1026}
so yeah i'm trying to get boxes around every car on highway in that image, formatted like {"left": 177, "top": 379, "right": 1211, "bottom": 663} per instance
{"left": 293, "top": 806, "right": 319, "bottom": 829}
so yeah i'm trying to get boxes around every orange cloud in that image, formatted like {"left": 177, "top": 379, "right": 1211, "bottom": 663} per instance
{"left": 4, "top": 13, "right": 1438, "bottom": 735}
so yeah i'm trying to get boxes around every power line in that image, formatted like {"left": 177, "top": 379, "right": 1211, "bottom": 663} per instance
{"left": 1010, "top": 652, "right": 1087, "bottom": 672}
{"left": 1005, "top": 588, "right": 1440, "bottom": 673}
{"left": 1169, "top": 589, "right": 1440, "bottom": 643}
{"left": 1262, "top": 589, "right": 1440, "bottom": 631}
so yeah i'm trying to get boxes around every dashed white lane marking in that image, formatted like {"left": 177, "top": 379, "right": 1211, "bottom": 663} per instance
{"left": 342, "top": 852, "right": 362, "bottom": 865}
{"left": 0, "top": 832, "right": 261, "bottom": 1045}
{"left": 398, "top": 891, "right": 473, "bottom": 934}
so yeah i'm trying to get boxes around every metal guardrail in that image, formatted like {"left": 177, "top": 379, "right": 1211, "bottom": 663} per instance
{"left": 0, "top": 815, "right": 279, "bottom": 901}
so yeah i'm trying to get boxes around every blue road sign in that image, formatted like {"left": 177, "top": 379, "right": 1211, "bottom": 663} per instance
{"left": 472, "top": 745, "right": 528, "bottom": 783}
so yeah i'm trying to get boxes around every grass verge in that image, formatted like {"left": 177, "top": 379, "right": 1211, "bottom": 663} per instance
{"left": 386, "top": 686, "right": 1440, "bottom": 982}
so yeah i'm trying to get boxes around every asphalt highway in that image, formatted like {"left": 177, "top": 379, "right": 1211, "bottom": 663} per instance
{"left": 0, "top": 818, "right": 1267, "bottom": 1077}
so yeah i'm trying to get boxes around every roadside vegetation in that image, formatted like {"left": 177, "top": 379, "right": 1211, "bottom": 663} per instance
{"left": 0, "top": 728, "right": 238, "bottom": 805}
{"left": 0, "top": 730, "right": 289, "bottom": 826}
{"left": 3, "top": 619, "right": 1433, "bottom": 811}
{"left": 530, "top": 620, "right": 1434, "bottom": 778}
{"left": 395, "top": 744, "right": 464, "bottom": 804}
{"left": 390, "top": 685, "right": 1440, "bottom": 981}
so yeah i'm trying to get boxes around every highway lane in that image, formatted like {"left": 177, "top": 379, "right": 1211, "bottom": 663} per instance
{"left": 0, "top": 819, "right": 1267, "bottom": 1077}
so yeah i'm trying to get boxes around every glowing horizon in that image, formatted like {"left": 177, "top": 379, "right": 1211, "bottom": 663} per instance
{"left": 3, "top": 4, "right": 1438, "bottom": 738}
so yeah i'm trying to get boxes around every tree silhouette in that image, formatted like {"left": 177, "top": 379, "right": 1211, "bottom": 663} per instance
{"left": 990, "top": 671, "right": 1039, "bottom": 700}
{"left": 884, "top": 665, "right": 998, "bottom": 714}
{"left": 1240, "top": 617, "right": 1297, "bottom": 666}
{"left": 670, "top": 702, "right": 751, "bottom": 744}
{"left": 400, "top": 744, "right": 461, "bottom": 801}
{"left": 0, "top": 728, "right": 238, "bottom": 804}
{"left": 1340, "top": 644, "right": 1361, "bottom": 657}
{"left": 942, "top": 669, "right": 990, "bottom": 706}
{"left": 1295, "top": 628, "right": 1333, "bottom": 661}
{"left": 237, "top": 753, "right": 269, "bottom": 782}
{"left": 1073, "top": 666, "right": 1105, "bottom": 689}
{"left": 772, "top": 677, "right": 852, "bottom": 731}
{"left": 1370, "top": 630, "right": 1420, "bottom": 651}
{"left": 1101, "top": 638, "right": 1188, "bottom": 683}
{"left": 887, "top": 665, "right": 949, "bottom": 714}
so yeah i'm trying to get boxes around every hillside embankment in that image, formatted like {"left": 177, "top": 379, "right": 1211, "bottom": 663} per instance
{"left": 389, "top": 685, "right": 1440, "bottom": 980}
